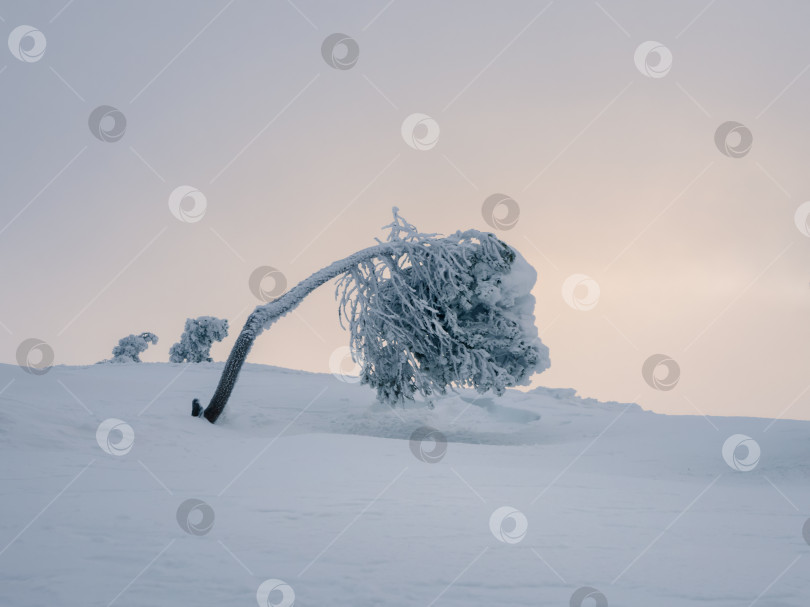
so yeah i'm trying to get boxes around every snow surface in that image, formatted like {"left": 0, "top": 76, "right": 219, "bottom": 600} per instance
{"left": 1, "top": 362, "right": 809, "bottom": 606}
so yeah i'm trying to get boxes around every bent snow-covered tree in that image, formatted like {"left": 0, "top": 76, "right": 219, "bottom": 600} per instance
{"left": 169, "top": 316, "right": 229, "bottom": 363}
{"left": 194, "top": 209, "right": 550, "bottom": 423}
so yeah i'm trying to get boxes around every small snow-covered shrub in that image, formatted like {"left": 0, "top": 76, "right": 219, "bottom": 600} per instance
{"left": 101, "top": 332, "right": 158, "bottom": 363}
{"left": 169, "top": 316, "right": 229, "bottom": 363}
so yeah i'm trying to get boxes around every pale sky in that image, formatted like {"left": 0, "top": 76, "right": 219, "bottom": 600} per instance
{"left": 1, "top": 0, "right": 808, "bottom": 420}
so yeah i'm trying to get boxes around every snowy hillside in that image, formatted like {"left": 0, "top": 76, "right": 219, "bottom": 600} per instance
{"left": 1, "top": 362, "right": 809, "bottom": 606}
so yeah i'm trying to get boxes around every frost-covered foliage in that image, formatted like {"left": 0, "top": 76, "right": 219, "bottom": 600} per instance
{"left": 335, "top": 209, "right": 550, "bottom": 404}
{"left": 102, "top": 332, "right": 158, "bottom": 363}
{"left": 169, "top": 316, "right": 229, "bottom": 363}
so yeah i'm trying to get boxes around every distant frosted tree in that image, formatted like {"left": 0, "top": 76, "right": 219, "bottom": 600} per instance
{"left": 103, "top": 332, "right": 158, "bottom": 363}
{"left": 193, "top": 209, "right": 550, "bottom": 423}
{"left": 169, "top": 316, "right": 229, "bottom": 363}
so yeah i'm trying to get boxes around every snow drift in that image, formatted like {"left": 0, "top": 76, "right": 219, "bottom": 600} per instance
{"left": 0, "top": 362, "right": 808, "bottom": 607}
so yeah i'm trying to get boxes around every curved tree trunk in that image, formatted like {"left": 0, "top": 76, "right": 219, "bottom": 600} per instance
{"left": 198, "top": 242, "right": 400, "bottom": 423}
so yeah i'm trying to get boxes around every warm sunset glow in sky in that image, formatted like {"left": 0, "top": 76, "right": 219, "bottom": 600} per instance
{"left": 2, "top": 1, "right": 808, "bottom": 419}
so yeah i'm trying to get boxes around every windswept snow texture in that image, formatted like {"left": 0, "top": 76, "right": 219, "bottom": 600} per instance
{"left": 0, "top": 362, "right": 809, "bottom": 607}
